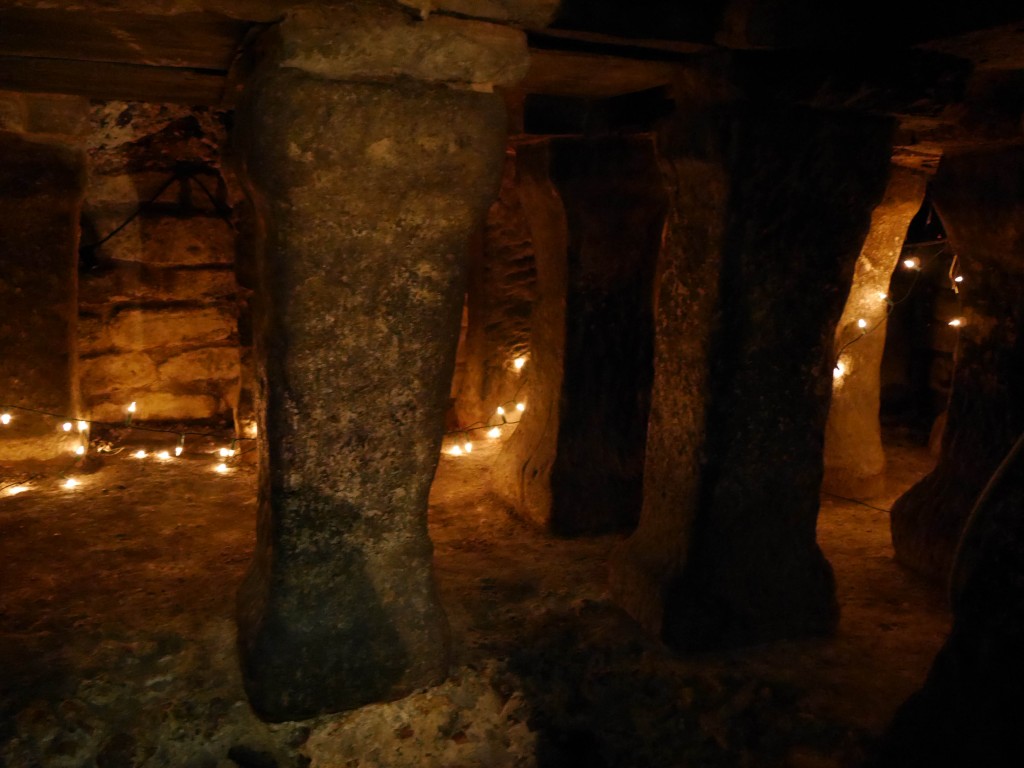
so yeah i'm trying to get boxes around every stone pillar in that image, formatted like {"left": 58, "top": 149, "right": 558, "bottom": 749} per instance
{"left": 234, "top": 5, "right": 526, "bottom": 720}
{"left": 0, "top": 132, "right": 84, "bottom": 461}
{"left": 611, "top": 99, "right": 893, "bottom": 650}
{"left": 546, "top": 136, "right": 666, "bottom": 535}
{"left": 890, "top": 146, "right": 1024, "bottom": 582}
{"left": 823, "top": 168, "right": 927, "bottom": 498}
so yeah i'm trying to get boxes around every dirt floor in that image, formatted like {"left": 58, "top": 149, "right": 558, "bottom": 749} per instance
{"left": 0, "top": 433, "right": 948, "bottom": 768}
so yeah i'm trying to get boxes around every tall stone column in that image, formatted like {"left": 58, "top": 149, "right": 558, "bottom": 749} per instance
{"left": 823, "top": 168, "right": 927, "bottom": 498}
{"left": 234, "top": 5, "right": 527, "bottom": 721}
{"left": 890, "top": 146, "right": 1024, "bottom": 581}
{"left": 0, "top": 132, "right": 84, "bottom": 461}
{"left": 612, "top": 97, "right": 893, "bottom": 650}
{"left": 546, "top": 136, "right": 666, "bottom": 535}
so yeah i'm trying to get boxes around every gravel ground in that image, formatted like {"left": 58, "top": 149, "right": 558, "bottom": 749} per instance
{"left": 1, "top": 434, "right": 948, "bottom": 767}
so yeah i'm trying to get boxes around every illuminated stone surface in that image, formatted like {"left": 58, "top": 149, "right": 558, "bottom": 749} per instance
{"left": 235, "top": 60, "right": 509, "bottom": 718}
{"left": 486, "top": 142, "right": 569, "bottom": 531}
{"left": 824, "top": 168, "right": 927, "bottom": 498}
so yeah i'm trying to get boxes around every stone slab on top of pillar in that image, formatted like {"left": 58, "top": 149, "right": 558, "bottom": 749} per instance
{"left": 234, "top": 9, "right": 526, "bottom": 721}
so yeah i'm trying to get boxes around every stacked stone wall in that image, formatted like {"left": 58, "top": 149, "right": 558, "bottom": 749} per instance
{"left": 78, "top": 103, "right": 242, "bottom": 423}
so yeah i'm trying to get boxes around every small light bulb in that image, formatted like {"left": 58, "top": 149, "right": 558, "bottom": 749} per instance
{"left": 74, "top": 445, "right": 85, "bottom": 456}
{"left": 857, "top": 318, "right": 868, "bottom": 329}
{"left": 133, "top": 450, "right": 147, "bottom": 459}
{"left": 448, "top": 445, "right": 463, "bottom": 456}
{"left": 6, "top": 485, "right": 29, "bottom": 496}
{"left": 218, "top": 447, "right": 235, "bottom": 458}
{"left": 903, "top": 257, "right": 920, "bottom": 270}
{"left": 878, "top": 292, "right": 888, "bottom": 301}
{"left": 64, "top": 478, "right": 79, "bottom": 489}
{"left": 516, "top": 402, "right": 526, "bottom": 412}
{"left": 157, "top": 450, "right": 171, "bottom": 460}
{"left": 77, "top": 420, "right": 87, "bottom": 431}
{"left": 62, "top": 422, "right": 72, "bottom": 432}
{"left": 954, "top": 275, "right": 964, "bottom": 284}
{"left": 215, "top": 462, "right": 229, "bottom": 473}
{"left": 174, "top": 445, "right": 183, "bottom": 457}
{"left": 127, "top": 401, "right": 137, "bottom": 413}
{"left": 487, "top": 427, "right": 501, "bottom": 439}
{"left": 496, "top": 406, "right": 505, "bottom": 416}
{"left": 948, "top": 318, "right": 963, "bottom": 328}
{"left": 513, "top": 357, "right": 526, "bottom": 370}
{"left": 1, "top": 413, "right": 10, "bottom": 425}
{"left": 464, "top": 442, "right": 473, "bottom": 453}
{"left": 833, "top": 361, "right": 847, "bottom": 380}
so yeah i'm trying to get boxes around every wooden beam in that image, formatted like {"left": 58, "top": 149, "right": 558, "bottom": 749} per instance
{"left": 0, "top": 8, "right": 248, "bottom": 70}
{"left": 522, "top": 49, "right": 677, "bottom": 98}
{"left": 0, "top": 57, "right": 227, "bottom": 105}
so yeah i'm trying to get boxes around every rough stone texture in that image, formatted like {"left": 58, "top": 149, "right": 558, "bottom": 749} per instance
{"left": 0, "top": 90, "right": 90, "bottom": 138}
{"left": 546, "top": 136, "right": 665, "bottom": 535}
{"left": 608, "top": 146, "right": 728, "bottom": 639}
{"left": 488, "top": 141, "right": 568, "bottom": 530}
{"left": 79, "top": 352, "right": 160, "bottom": 394}
{"left": 823, "top": 169, "right": 927, "bottom": 498}
{"left": 876, "top": 439, "right": 1024, "bottom": 767}
{"left": 277, "top": 4, "right": 529, "bottom": 90}
{"left": 454, "top": 150, "right": 538, "bottom": 429}
{"left": 235, "top": 65, "right": 507, "bottom": 720}
{"left": 0, "top": 91, "right": 27, "bottom": 133}
{"left": 0, "top": 132, "right": 84, "bottom": 460}
{"left": 79, "top": 101, "right": 244, "bottom": 425}
{"left": 79, "top": 264, "right": 238, "bottom": 305}
{"left": 97, "top": 215, "right": 235, "bottom": 265}
{"left": 106, "top": 307, "right": 236, "bottom": 351}
{"left": 158, "top": 346, "right": 240, "bottom": 383}
{"left": 89, "top": 392, "right": 220, "bottom": 422}
{"left": 890, "top": 146, "right": 1024, "bottom": 582}
{"left": 612, "top": 96, "right": 894, "bottom": 651}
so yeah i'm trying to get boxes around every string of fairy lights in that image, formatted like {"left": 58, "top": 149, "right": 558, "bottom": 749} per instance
{"left": 832, "top": 241, "right": 964, "bottom": 384}
{"left": 0, "top": 399, "right": 255, "bottom": 495}
{"left": 1, "top": 355, "right": 531, "bottom": 496}
{"left": 442, "top": 355, "right": 528, "bottom": 456}
{"left": 2, "top": 156, "right": 530, "bottom": 495}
